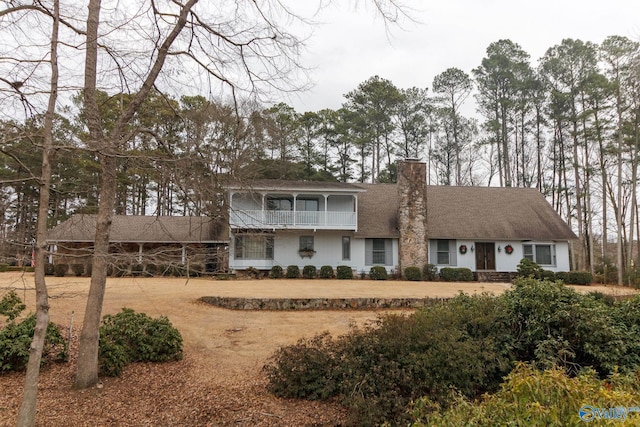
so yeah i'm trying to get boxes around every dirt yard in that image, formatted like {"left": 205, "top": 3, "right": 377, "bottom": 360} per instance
{"left": 0, "top": 273, "right": 636, "bottom": 426}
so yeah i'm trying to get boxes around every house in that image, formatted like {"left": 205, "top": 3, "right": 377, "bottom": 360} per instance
{"left": 48, "top": 160, "right": 576, "bottom": 278}
{"left": 47, "top": 215, "right": 228, "bottom": 274}
{"left": 226, "top": 160, "right": 577, "bottom": 277}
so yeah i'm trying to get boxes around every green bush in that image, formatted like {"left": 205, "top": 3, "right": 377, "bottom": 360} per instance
{"left": 269, "top": 265, "right": 283, "bottom": 279}
{"left": 538, "top": 269, "right": 556, "bottom": 281}
{"left": 265, "top": 293, "right": 513, "bottom": 425}
{"left": 411, "top": 363, "right": 640, "bottom": 426}
{"left": 71, "top": 263, "right": 84, "bottom": 277}
{"left": 44, "top": 263, "right": 55, "bottom": 276}
{"left": 265, "top": 278, "right": 640, "bottom": 425}
{"left": 286, "top": 265, "right": 300, "bottom": 279}
{"left": 98, "top": 308, "right": 183, "bottom": 377}
{"left": 554, "top": 271, "right": 569, "bottom": 283}
{"left": 53, "top": 264, "right": 68, "bottom": 277}
{"left": 319, "top": 265, "right": 334, "bottom": 279}
{"left": 264, "top": 332, "right": 339, "bottom": 400}
{"left": 302, "top": 265, "right": 317, "bottom": 279}
{"left": 0, "top": 291, "right": 26, "bottom": 321}
{"left": 422, "top": 263, "right": 438, "bottom": 281}
{"left": 0, "top": 291, "right": 67, "bottom": 372}
{"left": 336, "top": 265, "right": 353, "bottom": 279}
{"left": 568, "top": 271, "right": 593, "bottom": 285}
{"left": 516, "top": 258, "right": 542, "bottom": 278}
{"left": 369, "top": 266, "right": 388, "bottom": 280}
{"left": 404, "top": 266, "right": 422, "bottom": 281}
{"left": 504, "top": 277, "right": 628, "bottom": 375}
{"left": 439, "top": 267, "right": 474, "bottom": 282}
{"left": 0, "top": 263, "right": 8, "bottom": 272}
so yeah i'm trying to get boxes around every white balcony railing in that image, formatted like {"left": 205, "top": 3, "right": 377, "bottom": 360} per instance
{"left": 230, "top": 209, "right": 357, "bottom": 230}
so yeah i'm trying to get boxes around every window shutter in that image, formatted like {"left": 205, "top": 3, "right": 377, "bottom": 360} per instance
{"left": 429, "top": 240, "right": 437, "bottom": 264}
{"left": 384, "top": 239, "right": 392, "bottom": 266}
{"left": 365, "top": 239, "right": 373, "bottom": 265}
{"left": 449, "top": 240, "right": 457, "bottom": 266}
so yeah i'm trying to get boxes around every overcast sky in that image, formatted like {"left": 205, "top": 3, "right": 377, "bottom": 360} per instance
{"left": 280, "top": 0, "right": 640, "bottom": 113}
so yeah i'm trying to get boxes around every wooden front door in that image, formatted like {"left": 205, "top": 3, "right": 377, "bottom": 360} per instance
{"left": 475, "top": 242, "right": 496, "bottom": 270}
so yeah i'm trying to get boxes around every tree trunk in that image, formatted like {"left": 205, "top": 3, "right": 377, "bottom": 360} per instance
{"left": 74, "top": 154, "right": 117, "bottom": 388}
{"left": 16, "top": 1, "right": 59, "bottom": 424}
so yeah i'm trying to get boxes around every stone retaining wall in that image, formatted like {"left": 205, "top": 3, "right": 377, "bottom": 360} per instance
{"left": 199, "top": 296, "right": 448, "bottom": 310}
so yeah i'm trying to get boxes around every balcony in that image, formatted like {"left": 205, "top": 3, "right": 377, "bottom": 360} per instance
{"left": 230, "top": 209, "right": 357, "bottom": 230}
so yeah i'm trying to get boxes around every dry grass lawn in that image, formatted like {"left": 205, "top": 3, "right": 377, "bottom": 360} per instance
{"left": 0, "top": 272, "right": 636, "bottom": 426}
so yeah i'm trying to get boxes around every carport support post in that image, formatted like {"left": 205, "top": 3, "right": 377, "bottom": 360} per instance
{"left": 138, "top": 243, "right": 143, "bottom": 263}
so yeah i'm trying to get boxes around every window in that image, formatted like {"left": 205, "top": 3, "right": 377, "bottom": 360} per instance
{"left": 296, "top": 198, "right": 319, "bottom": 211}
{"left": 372, "top": 239, "right": 386, "bottom": 264}
{"left": 523, "top": 244, "right": 556, "bottom": 266}
{"left": 299, "top": 236, "right": 314, "bottom": 251}
{"left": 366, "top": 238, "right": 392, "bottom": 265}
{"left": 267, "top": 197, "right": 292, "bottom": 211}
{"left": 436, "top": 239, "right": 450, "bottom": 265}
{"left": 342, "top": 236, "right": 351, "bottom": 260}
{"left": 234, "top": 235, "right": 274, "bottom": 259}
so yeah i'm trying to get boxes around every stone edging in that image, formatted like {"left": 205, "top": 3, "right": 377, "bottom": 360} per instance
{"left": 199, "top": 296, "right": 448, "bottom": 310}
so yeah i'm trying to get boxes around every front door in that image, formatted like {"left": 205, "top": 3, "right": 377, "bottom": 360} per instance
{"left": 475, "top": 242, "right": 496, "bottom": 270}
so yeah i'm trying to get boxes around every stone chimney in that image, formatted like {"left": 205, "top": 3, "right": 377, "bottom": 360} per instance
{"left": 397, "top": 159, "right": 428, "bottom": 275}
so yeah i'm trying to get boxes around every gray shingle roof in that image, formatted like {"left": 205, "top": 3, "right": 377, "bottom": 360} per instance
{"left": 227, "top": 179, "right": 365, "bottom": 193}
{"left": 48, "top": 215, "right": 228, "bottom": 243}
{"left": 354, "top": 184, "right": 577, "bottom": 240}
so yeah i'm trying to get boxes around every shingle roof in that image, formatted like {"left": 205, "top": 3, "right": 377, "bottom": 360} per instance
{"left": 48, "top": 215, "right": 228, "bottom": 243}
{"left": 354, "top": 184, "right": 577, "bottom": 241}
{"left": 227, "top": 179, "right": 365, "bottom": 193}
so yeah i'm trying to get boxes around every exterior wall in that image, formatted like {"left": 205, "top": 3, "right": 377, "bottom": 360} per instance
{"left": 429, "top": 239, "right": 572, "bottom": 272}
{"left": 229, "top": 230, "right": 399, "bottom": 274}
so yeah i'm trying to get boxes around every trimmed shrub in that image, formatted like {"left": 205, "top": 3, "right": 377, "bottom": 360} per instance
{"left": 516, "top": 258, "right": 542, "bottom": 278}
{"left": 567, "top": 270, "right": 593, "bottom": 285}
{"left": 422, "top": 263, "right": 438, "bottom": 281}
{"left": 269, "top": 265, "right": 283, "bottom": 279}
{"left": 538, "top": 269, "right": 556, "bottom": 281}
{"left": 0, "top": 263, "right": 8, "bottom": 272}
{"left": 439, "top": 267, "right": 474, "bottom": 282}
{"left": 336, "top": 265, "right": 353, "bottom": 280}
{"left": 286, "top": 265, "right": 300, "bottom": 279}
{"left": 44, "top": 263, "right": 55, "bottom": 276}
{"left": 98, "top": 308, "right": 183, "bottom": 377}
{"left": 71, "top": 263, "right": 84, "bottom": 277}
{"left": 319, "top": 265, "right": 334, "bottom": 279}
{"left": 302, "top": 265, "right": 317, "bottom": 279}
{"left": 554, "top": 270, "right": 594, "bottom": 285}
{"left": 369, "top": 266, "right": 388, "bottom": 280}
{"left": 53, "top": 264, "right": 68, "bottom": 277}
{"left": 404, "top": 266, "right": 422, "bottom": 281}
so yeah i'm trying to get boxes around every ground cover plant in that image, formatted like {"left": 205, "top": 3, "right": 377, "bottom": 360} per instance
{"left": 264, "top": 277, "right": 640, "bottom": 425}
